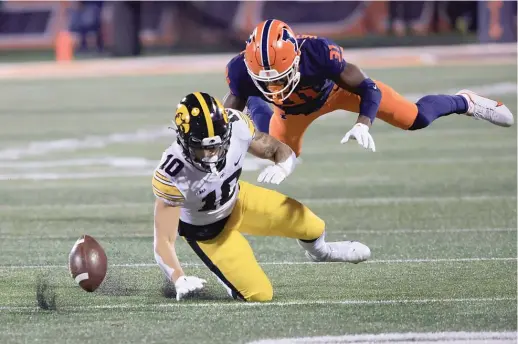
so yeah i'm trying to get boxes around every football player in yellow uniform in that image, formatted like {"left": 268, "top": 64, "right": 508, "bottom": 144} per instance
{"left": 152, "top": 92, "right": 371, "bottom": 302}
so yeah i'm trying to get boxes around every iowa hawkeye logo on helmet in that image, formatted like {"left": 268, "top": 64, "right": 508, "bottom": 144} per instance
{"left": 175, "top": 104, "right": 200, "bottom": 134}
{"left": 244, "top": 19, "right": 301, "bottom": 103}
{"left": 174, "top": 92, "right": 231, "bottom": 173}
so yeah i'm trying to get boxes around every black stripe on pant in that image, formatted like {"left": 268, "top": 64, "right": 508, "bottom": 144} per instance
{"left": 186, "top": 239, "right": 246, "bottom": 301}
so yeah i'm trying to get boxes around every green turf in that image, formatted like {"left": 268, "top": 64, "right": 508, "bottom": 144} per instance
{"left": 0, "top": 62, "right": 516, "bottom": 344}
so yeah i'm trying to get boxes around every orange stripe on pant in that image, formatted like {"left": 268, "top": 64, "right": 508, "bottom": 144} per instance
{"left": 269, "top": 81, "right": 418, "bottom": 156}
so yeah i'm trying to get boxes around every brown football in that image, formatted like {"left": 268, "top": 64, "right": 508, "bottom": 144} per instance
{"left": 68, "top": 235, "right": 108, "bottom": 292}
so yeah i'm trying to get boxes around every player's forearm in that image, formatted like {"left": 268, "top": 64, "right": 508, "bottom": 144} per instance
{"left": 355, "top": 79, "right": 381, "bottom": 126}
{"left": 223, "top": 92, "right": 247, "bottom": 111}
{"left": 153, "top": 201, "right": 184, "bottom": 282}
{"left": 154, "top": 238, "right": 185, "bottom": 282}
{"left": 249, "top": 132, "right": 293, "bottom": 163}
{"left": 336, "top": 63, "right": 381, "bottom": 126}
{"left": 272, "top": 141, "right": 295, "bottom": 165}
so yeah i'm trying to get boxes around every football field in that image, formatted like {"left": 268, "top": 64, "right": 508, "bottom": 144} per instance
{"left": 0, "top": 62, "right": 516, "bottom": 343}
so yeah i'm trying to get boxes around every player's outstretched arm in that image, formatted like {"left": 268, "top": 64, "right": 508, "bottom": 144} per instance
{"left": 154, "top": 199, "right": 206, "bottom": 301}
{"left": 223, "top": 92, "right": 247, "bottom": 111}
{"left": 248, "top": 132, "right": 297, "bottom": 184}
{"left": 335, "top": 62, "right": 379, "bottom": 152}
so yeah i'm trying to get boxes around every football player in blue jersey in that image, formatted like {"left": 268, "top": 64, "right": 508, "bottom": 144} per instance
{"left": 224, "top": 19, "right": 514, "bottom": 156}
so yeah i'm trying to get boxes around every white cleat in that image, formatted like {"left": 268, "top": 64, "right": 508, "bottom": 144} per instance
{"left": 456, "top": 89, "right": 514, "bottom": 127}
{"left": 305, "top": 241, "right": 371, "bottom": 264}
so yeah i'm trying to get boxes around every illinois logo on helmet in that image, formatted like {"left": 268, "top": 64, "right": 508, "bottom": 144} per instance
{"left": 244, "top": 19, "right": 301, "bottom": 104}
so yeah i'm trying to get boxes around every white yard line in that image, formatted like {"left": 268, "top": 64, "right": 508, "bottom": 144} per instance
{"left": 1, "top": 154, "right": 515, "bottom": 171}
{"left": 0, "top": 154, "right": 514, "bottom": 180}
{"left": 0, "top": 127, "right": 171, "bottom": 160}
{"left": 315, "top": 155, "right": 516, "bottom": 165}
{"left": 248, "top": 331, "right": 518, "bottom": 344}
{"left": 302, "top": 195, "right": 516, "bottom": 205}
{"left": 345, "top": 227, "right": 517, "bottom": 234}
{"left": 1, "top": 257, "right": 515, "bottom": 270}
{"left": 1, "top": 154, "right": 516, "bottom": 181}
{"left": 0, "top": 297, "right": 514, "bottom": 312}
{"left": 0, "top": 157, "right": 157, "bottom": 169}
{"left": 1, "top": 227, "right": 514, "bottom": 240}
{"left": 404, "top": 82, "right": 517, "bottom": 101}
{"left": 0, "top": 157, "right": 270, "bottom": 179}
{"left": 0, "top": 170, "right": 154, "bottom": 181}
{"left": 0, "top": 82, "right": 514, "bottom": 162}
{"left": 0, "top": 195, "right": 514, "bottom": 210}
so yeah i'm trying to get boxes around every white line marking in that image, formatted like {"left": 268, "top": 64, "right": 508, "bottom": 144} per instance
{"left": 0, "top": 128, "right": 171, "bottom": 160}
{"left": 313, "top": 155, "right": 516, "bottom": 165}
{"left": 0, "top": 157, "right": 157, "bottom": 169}
{"left": 0, "top": 297, "right": 514, "bottom": 312}
{"left": 0, "top": 195, "right": 514, "bottom": 210}
{"left": 1, "top": 155, "right": 515, "bottom": 181}
{"left": 405, "top": 82, "right": 517, "bottom": 101}
{"left": 302, "top": 195, "right": 516, "bottom": 205}
{"left": 0, "top": 171, "right": 153, "bottom": 181}
{"left": 0, "top": 82, "right": 513, "bottom": 162}
{"left": 248, "top": 331, "right": 518, "bottom": 344}
{"left": 1, "top": 227, "right": 514, "bottom": 240}
{"left": 0, "top": 155, "right": 514, "bottom": 181}
{"left": 2, "top": 257, "right": 515, "bottom": 270}
{"left": 345, "top": 227, "right": 517, "bottom": 234}
{"left": 0, "top": 158, "right": 270, "bottom": 180}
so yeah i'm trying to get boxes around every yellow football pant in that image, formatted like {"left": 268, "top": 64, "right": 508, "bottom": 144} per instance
{"left": 186, "top": 181, "right": 325, "bottom": 302}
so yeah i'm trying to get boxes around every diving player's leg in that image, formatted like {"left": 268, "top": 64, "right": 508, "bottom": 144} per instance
{"left": 236, "top": 181, "right": 371, "bottom": 263}
{"left": 374, "top": 81, "right": 514, "bottom": 130}
{"left": 186, "top": 228, "right": 273, "bottom": 302}
{"left": 314, "top": 83, "right": 417, "bottom": 129}
{"left": 246, "top": 96, "right": 273, "bottom": 133}
{"left": 269, "top": 106, "right": 315, "bottom": 157}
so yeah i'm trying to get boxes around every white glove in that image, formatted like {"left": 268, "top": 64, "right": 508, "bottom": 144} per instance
{"left": 257, "top": 151, "right": 297, "bottom": 185}
{"left": 340, "top": 123, "right": 376, "bottom": 152}
{"left": 174, "top": 276, "right": 206, "bottom": 301}
{"left": 257, "top": 165, "right": 288, "bottom": 184}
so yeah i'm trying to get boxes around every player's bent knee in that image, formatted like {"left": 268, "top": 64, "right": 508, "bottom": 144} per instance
{"left": 408, "top": 111, "right": 431, "bottom": 130}
{"left": 246, "top": 288, "right": 273, "bottom": 302}
{"left": 245, "top": 282, "right": 274, "bottom": 302}
{"left": 298, "top": 212, "right": 325, "bottom": 241}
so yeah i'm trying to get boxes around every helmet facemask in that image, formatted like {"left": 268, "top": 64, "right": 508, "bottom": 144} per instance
{"left": 177, "top": 127, "right": 232, "bottom": 174}
{"left": 247, "top": 55, "right": 301, "bottom": 104}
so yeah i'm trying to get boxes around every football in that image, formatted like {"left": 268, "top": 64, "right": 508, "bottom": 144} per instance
{"left": 68, "top": 235, "right": 108, "bottom": 292}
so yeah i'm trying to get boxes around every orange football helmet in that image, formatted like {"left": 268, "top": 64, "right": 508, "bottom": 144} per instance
{"left": 244, "top": 19, "right": 301, "bottom": 103}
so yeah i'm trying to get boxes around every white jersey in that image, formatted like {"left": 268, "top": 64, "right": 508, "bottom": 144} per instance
{"left": 152, "top": 109, "right": 256, "bottom": 226}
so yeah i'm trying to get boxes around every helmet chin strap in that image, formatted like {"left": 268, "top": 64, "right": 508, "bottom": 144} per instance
{"left": 209, "top": 164, "right": 219, "bottom": 175}
{"left": 202, "top": 155, "right": 221, "bottom": 175}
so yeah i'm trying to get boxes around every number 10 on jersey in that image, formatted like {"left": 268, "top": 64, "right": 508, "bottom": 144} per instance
{"left": 199, "top": 168, "right": 242, "bottom": 211}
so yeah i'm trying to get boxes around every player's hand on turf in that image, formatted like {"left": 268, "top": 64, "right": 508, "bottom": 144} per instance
{"left": 341, "top": 123, "right": 376, "bottom": 152}
{"left": 257, "top": 165, "right": 288, "bottom": 185}
{"left": 174, "top": 276, "right": 206, "bottom": 301}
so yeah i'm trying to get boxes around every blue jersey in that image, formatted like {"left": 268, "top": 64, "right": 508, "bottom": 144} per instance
{"left": 226, "top": 36, "right": 346, "bottom": 115}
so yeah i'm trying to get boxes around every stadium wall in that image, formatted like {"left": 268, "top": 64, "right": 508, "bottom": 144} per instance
{"left": 0, "top": 1, "right": 515, "bottom": 54}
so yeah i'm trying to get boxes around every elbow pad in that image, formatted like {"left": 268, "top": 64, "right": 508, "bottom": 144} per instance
{"left": 357, "top": 78, "right": 382, "bottom": 123}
